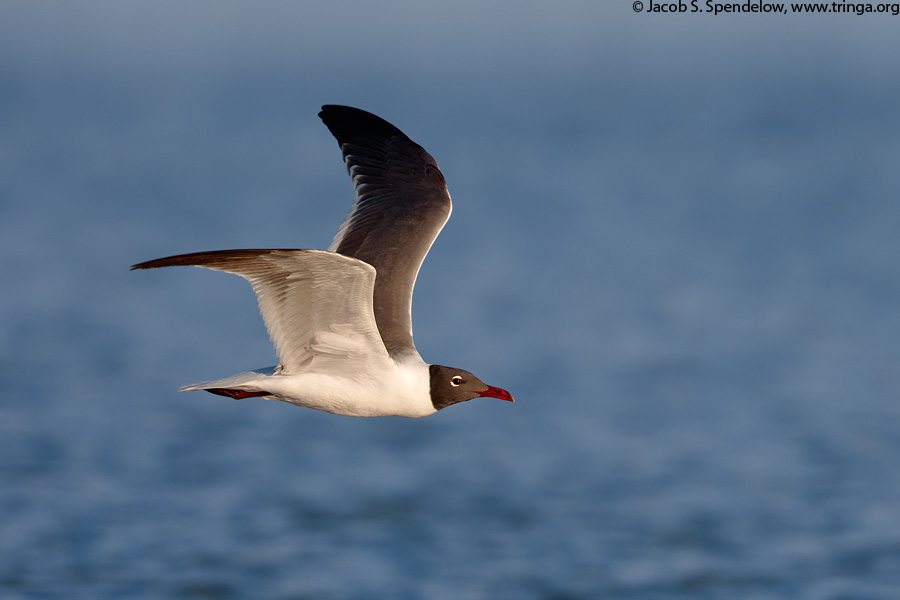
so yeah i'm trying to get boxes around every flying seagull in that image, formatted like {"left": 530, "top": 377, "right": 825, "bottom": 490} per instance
{"left": 132, "top": 105, "right": 513, "bottom": 417}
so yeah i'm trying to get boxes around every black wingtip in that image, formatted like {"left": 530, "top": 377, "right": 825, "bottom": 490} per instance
{"left": 131, "top": 252, "right": 213, "bottom": 271}
{"left": 131, "top": 258, "right": 167, "bottom": 270}
{"left": 131, "top": 258, "right": 163, "bottom": 270}
{"left": 130, "top": 250, "right": 235, "bottom": 271}
{"left": 131, "top": 249, "right": 305, "bottom": 272}
{"left": 318, "top": 105, "right": 406, "bottom": 146}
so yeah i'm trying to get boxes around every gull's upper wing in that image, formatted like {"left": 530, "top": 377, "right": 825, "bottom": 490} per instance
{"left": 319, "top": 105, "right": 452, "bottom": 363}
{"left": 131, "top": 249, "right": 392, "bottom": 374}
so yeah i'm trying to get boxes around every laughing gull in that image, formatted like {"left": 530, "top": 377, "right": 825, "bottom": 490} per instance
{"left": 132, "top": 105, "right": 513, "bottom": 417}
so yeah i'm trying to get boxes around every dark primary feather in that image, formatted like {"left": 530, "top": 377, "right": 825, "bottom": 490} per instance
{"left": 131, "top": 249, "right": 298, "bottom": 271}
{"left": 319, "top": 105, "right": 453, "bottom": 362}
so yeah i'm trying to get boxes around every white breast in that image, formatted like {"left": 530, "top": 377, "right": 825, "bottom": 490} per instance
{"left": 264, "top": 361, "right": 435, "bottom": 418}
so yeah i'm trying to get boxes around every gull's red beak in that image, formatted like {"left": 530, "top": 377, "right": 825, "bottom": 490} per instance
{"left": 478, "top": 385, "right": 514, "bottom": 402}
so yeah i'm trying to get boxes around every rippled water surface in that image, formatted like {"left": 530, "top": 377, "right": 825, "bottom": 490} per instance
{"left": 3, "top": 3, "right": 900, "bottom": 598}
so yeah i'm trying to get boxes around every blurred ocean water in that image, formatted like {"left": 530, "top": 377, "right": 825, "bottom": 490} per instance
{"left": 2, "top": 2, "right": 900, "bottom": 598}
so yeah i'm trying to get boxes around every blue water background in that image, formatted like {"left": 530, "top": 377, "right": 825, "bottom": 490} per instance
{"left": 2, "top": 2, "right": 900, "bottom": 598}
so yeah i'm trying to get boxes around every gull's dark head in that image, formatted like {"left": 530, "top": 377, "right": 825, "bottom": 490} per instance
{"left": 429, "top": 365, "right": 514, "bottom": 411}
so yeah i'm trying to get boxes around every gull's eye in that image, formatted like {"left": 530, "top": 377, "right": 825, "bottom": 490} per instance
{"left": 450, "top": 376, "right": 463, "bottom": 387}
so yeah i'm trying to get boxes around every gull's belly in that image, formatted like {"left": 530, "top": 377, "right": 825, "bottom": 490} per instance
{"left": 263, "top": 363, "right": 434, "bottom": 418}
